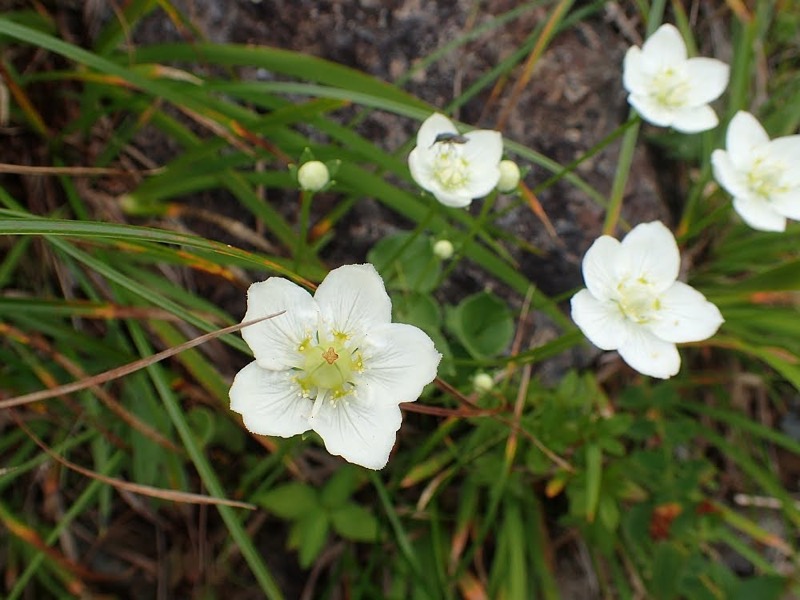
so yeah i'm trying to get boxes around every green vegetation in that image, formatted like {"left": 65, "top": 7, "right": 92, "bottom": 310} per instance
{"left": 1, "top": 1, "right": 799, "bottom": 598}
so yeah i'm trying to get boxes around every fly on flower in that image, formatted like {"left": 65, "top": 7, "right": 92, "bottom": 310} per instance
{"left": 408, "top": 113, "right": 503, "bottom": 208}
{"left": 570, "top": 222, "right": 723, "bottom": 379}
{"left": 229, "top": 264, "right": 441, "bottom": 470}
{"left": 430, "top": 132, "right": 470, "bottom": 147}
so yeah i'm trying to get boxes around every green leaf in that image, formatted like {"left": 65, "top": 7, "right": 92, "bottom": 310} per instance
{"left": 729, "top": 575, "right": 786, "bottom": 600}
{"left": 330, "top": 504, "right": 379, "bottom": 542}
{"left": 584, "top": 444, "right": 602, "bottom": 523}
{"left": 320, "top": 466, "right": 362, "bottom": 508}
{"left": 391, "top": 292, "right": 441, "bottom": 331}
{"left": 651, "top": 542, "right": 685, "bottom": 600}
{"left": 598, "top": 495, "right": 620, "bottom": 532}
{"left": 446, "top": 291, "right": 514, "bottom": 359}
{"left": 255, "top": 483, "right": 318, "bottom": 519}
{"left": 368, "top": 232, "right": 440, "bottom": 293}
{"left": 289, "top": 511, "right": 330, "bottom": 568}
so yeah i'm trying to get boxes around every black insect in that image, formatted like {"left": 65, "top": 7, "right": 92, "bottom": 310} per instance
{"left": 430, "top": 132, "right": 469, "bottom": 148}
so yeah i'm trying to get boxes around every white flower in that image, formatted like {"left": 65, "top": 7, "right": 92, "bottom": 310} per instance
{"left": 230, "top": 264, "right": 441, "bottom": 469}
{"left": 433, "top": 239, "right": 454, "bottom": 260}
{"left": 408, "top": 113, "right": 503, "bottom": 208}
{"left": 297, "top": 160, "right": 330, "bottom": 192}
{"left": 496, "top": 159, "right": 521, "bottom": 192}
{"left": 623, "top": 24, "right": 729, "bottom": 133}
{"left": 711, "top": 111, "right": 800, "bottom": 232}
{"left": 570, "top": 222, "right": 723, "bottom": 379}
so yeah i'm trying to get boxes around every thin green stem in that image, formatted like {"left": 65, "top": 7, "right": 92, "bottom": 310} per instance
{"left": 295, "top": 189, "right": 314, "bottom": 270}
{"left": 602, "top": 117, "right": 640, "bottom": 236}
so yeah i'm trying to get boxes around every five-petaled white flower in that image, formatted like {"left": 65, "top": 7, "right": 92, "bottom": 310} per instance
{"left": 711, "top": 111, "right": 800, "bottom": 232}
{"left": 408, "top": 113, "right": 503, "bottom": 208}
{"left": 623, "top": 24, "right": 729, "bottom": 133}
{"left": 230, "top": 264, "right": 441, "bottom": 470}
{"left": 570, "top": 222, "right": 723, "bottom": 379}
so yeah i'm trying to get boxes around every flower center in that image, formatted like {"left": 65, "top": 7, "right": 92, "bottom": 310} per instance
{"left": 746, "top": 155, "right": 788, "bottom": 201}
{"left": 615, "top": 278, "right": 661, "bottom": 324}
{"left": 650, "top": 66, "right": 691, "bottom": 108}
{"left": 294, "top": 332, "right": 364, "bottom": 419}
{"left": 432, "top": 146, "right": 470, "bottom": 191}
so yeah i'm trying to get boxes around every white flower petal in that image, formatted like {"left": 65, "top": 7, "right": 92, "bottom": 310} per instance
{"left": 727, "top": 112, "right": 769, "bottom": 170}
{"left": 771, "top": 189, "right": 800, "bottom": 220}
{"left": 642, "top": 24, "right": 687, "bottom": 66}
{"left": 581, "top": 235, "right": 623, "bottom": 301}
{"left": 358, "top": 323, "right": 441, "bottom": 403}
{"left": 464, "top": 165, "right": 501, "bottom": 199}
{"left": 623, "top": 46, "right": 648, "bottom": 94}
{"left": 463, "top": 130, "right": 504, "bottom": 163}
{"left": 242, "top": 278, "right": 319, "bottom": 370}
{"left": 619, "top": 222, "right": 680, "bottom": 292}
{"left": 408, "top": 146, "right": 435, "bottom": 191}
{"left": 648, "top": 282, "right": 723, "bottom": 343}
{"left": 570, "top": 289, "right": 629, "bottom": 351}
{"left": 732, "top": 197, "right": 787, "bottom": 232}
{"left": 416, "top": 113, "right": 458, "bottom": 149}
{"left": 711, "top": 149, "right": 749, "bottom": 198}
{"left": 432, "top": 188, "right": 473, "bottom": 208}
{"left": 670, "top": 105, "right": 719, "bottom": 133}
{"left": 618, "top": 328, "right": 681, "bottom": 379}
{"left": 684, "top": 58, "right": 729, "bottom": 105}
{"left": 315, "top": 264, "right": 392, "bottom": 335}
{"left": 628, "top": 93, "right": 676, "bottom": 127}
{"left": 230, "top": 362, "right": 313, "bottom": 437}
{"left": 310, "top": 395, "right": 403, "bottom": 470}
{"left": 768, "top": 136, "right": 800, "bottom": 186}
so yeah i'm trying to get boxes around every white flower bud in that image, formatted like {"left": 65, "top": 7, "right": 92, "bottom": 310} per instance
{"left": 496, "top": 160, "right": 520, "bottom": 192}
{"left": 473, "top": 372, "right": 494, "bottom": 393}
{"left": 297, "top": 160, "right": 330, "bottom": 192}
{"left": 433, "top": 239, "right": 454, "bottom": 260}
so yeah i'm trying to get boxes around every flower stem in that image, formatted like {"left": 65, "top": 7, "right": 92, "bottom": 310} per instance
{"left": 295, "top": 189, "right": 313, "bottom": 271}
{"left": 602, "top": 117, "right": 640, "bottom": 236}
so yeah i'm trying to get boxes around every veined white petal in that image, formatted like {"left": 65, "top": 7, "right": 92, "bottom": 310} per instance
{"left": 684, "top": 58, "right": 729, "bottom": 105}
{"left": 571, "top": 289, "right": 629, "bottom": 351}
{"left": 310, "top": 395, "right": 403, "bottom": 470}
{"left": 670, "top": 105, "right": 719, "bottom": 133}
{"left": 771, "top": 189, "right": 800, "bottom": 220}
{"left": 733, "top": 197, "right": 787, "bottom": 232}
{"left": 769, "top": 136, "right": 800, "bottom": 186}
{"left": 432, "top": 188, "right": 473, "bottom": 208}
{"left": 727, "top": 112, "right": 769, "bottom": 170}
{"left": 408, "top": 146, "right": 436, "bottom": 192}
{"left": 617, "top": 328, "right": 681, "bottom": 379}
{"left": 641, "top": 24, "right": 687, "bottom": 67}
{"left": 648, "top": 282, "right": 723, "bottom": 343}
{"left": 242, "top": 278, "right": 319, "bottom": 370}
{"left": 582, "top": 235, "right": 623, "bottom": 301}
{"left": 711, "top": 150, "right": 749, "bottom": 198}
{"left": 416, "top": 113, "right": 458, "bottom": 149}
{"left": 230, "top": 362, "right": 313, "bottom": 437}
{"left": 463, "top": 163, "right": 501, "bottom": 200}
{"left": 357, "top": 323, "right": 440, "bottom": 404}
{"left": 623, "top": 47, "right": 648, "bottom": 94}
{"left": 619, "top": 222, "right": 680, "bottom": 292}
{"left": 628, "top": 94, "right": 676, "bottom": 127}
{"left": 315, "top": 264, "right": 392, "bottom": 336}
{"left": 463, "top": 130, "right": 504, "bottom": 163}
